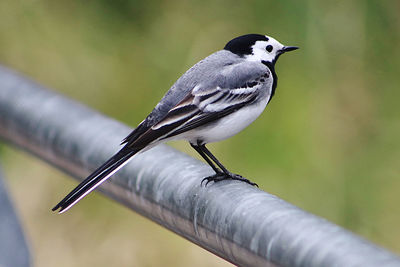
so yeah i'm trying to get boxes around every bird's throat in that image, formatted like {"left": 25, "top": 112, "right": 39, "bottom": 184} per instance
{"left": 261, "top": 60, "right": 278, "bottom": 99}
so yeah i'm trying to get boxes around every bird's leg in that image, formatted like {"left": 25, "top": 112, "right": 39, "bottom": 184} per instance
{"left": 190, "top": 143, "right": 222, "bottom": 174}
{"left": 190, "top": 143, "right": 227, "bottom": 186}
{"left": 196, "top": 144, "right": 258, "bottom": 187}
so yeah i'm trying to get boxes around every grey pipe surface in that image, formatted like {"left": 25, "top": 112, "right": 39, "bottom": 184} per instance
{"left": 0, "top": 65, "right": 399, "bottom": 267}
{"left": 0, "top": 165, "right": 31, "bottom": 267}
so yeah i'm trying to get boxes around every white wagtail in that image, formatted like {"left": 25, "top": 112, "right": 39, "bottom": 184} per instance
{"left": 52, "top": 34, "right": 298, "bottom": 213}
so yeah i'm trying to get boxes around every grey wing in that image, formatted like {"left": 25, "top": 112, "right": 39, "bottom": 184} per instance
{"left": 120, "top": 81, "right": 189, "bottom": 145}
{"left": 159, "top": 85, "right": 260, "bottom": 139}
{"left": 122, "top": 59, "right": 272, "bottom": 149}
{"left": 120, "top": 76, "right": 191, "bottom": 145}
{"left": 120, "top": 51, "right": 225, "bottom": 146}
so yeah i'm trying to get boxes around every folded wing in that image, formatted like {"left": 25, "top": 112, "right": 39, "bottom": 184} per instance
{"left": 124, "top": 80, "right": 262, "bottom": 149}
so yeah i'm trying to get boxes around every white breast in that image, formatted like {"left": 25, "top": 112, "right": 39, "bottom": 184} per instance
{"left": 179, "top": 94, "right": 271, "bottom": 144}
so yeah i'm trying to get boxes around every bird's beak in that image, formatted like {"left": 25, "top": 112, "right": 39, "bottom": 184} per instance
{"left": 280, "top": 46, "right": 299, "bottom": 54}
{"left": 273, "top": 46, "right": 299, "bottom": 64}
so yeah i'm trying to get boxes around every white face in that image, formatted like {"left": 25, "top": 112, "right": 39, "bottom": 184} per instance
{"left": 245, "top": 36, "right": 285, "bottom": 63}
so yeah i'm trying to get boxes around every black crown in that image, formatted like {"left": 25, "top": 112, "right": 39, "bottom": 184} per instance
{"left": 224, "top": 34, "right": 269, "bottom": 56}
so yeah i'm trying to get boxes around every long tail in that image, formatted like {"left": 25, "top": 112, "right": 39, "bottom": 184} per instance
{"left": 52, "top": 148, "right": 139, "bottom": 214}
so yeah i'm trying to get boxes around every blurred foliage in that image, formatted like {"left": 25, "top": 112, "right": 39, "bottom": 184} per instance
{"left": 1, "top": 0, "right": 400, "bottom": 266}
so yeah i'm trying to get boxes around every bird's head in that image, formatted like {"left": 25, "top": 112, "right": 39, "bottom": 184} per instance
{"left": 224, "top": 34, "right": 298, "bottom": 65}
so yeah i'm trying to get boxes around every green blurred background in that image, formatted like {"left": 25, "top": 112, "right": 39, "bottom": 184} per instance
{"left": 1, "top": 0, "right": 399, "bottom": 266}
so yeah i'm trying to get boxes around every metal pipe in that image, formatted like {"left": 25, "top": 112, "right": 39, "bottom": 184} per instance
{"left": 0, "top": 165, "right": 31, "bottom": 267}
{"left": 0, "top": 65, "right": 399, "bottom": 267}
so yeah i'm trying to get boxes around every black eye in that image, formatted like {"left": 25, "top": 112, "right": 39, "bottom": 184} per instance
{"left": 266, "top": 45, "right": 273, "bottom": 52}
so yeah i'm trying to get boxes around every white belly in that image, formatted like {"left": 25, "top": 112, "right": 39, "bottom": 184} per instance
{"left": 179, "top": 96, "right": 270, "bottom": 144}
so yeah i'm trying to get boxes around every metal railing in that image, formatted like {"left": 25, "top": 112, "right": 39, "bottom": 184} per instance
{"left": 1, "top": 65, "right": 399, "bottom": 267}
{"left": 0, "top": 165, "right": 31, "bottom": 267}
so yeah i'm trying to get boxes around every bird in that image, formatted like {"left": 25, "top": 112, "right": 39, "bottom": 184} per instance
{"left": 52, "top": 34, "right": 298, "bottom": 213}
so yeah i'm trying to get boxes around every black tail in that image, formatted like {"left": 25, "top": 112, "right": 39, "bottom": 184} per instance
{"left": 52, "top": 148, "right": 138, "bottom": 213}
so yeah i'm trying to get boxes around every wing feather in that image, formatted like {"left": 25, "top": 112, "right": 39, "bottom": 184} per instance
{"left": 163, "top": 93, "right": 258, "bottom": 139}
{"left": 152, "top": 83, "right": 260, "bottom": 140}
{"left": 122, "top": 57, "right": 271, "bottom": 149}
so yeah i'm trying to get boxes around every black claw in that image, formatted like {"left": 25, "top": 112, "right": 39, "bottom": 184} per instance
{"left": 229, "top": 173, "right": 258, "bottom": 187}
{"left": 201, "top": 172, "right": 258, "bottom": 187}
{"left": 201, "top": 172, "right": 226, "bottom": 186}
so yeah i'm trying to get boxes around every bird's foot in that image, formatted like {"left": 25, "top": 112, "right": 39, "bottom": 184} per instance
{"left": 201, "top": 172, "right": 226, "bottom": 186}
{"left": 201, "top": 172, "right": 258, "bottom": 187}
{"left": 228, "top": 172, "right": 258, "bottom": 187}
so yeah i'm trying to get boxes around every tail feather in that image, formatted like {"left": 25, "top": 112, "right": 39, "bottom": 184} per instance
{"left": 52, "top": 148, "right": 138, "bottom": 213}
